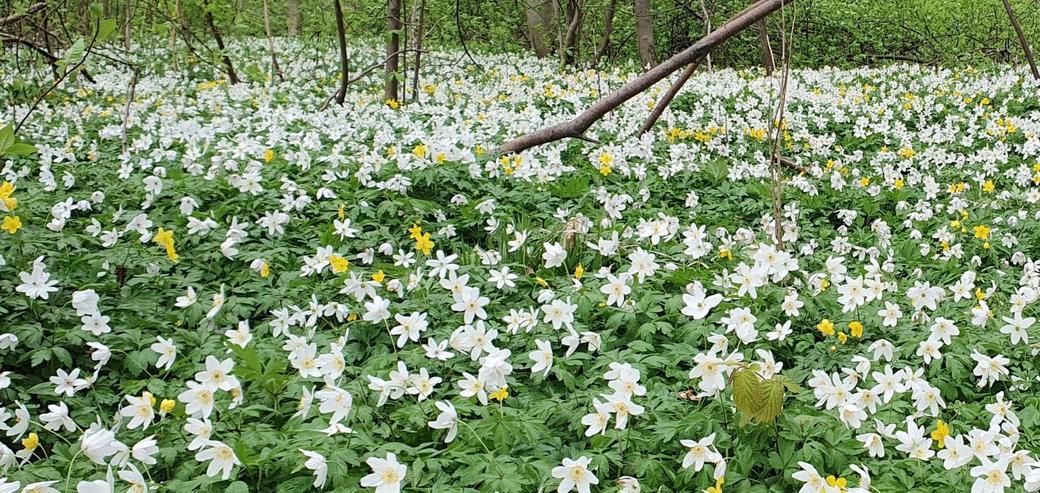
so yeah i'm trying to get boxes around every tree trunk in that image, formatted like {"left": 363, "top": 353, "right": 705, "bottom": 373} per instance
{"left": 262, "top": 0, "right": 283, "bottom": 80}
{"left": 333, "top": 0, "right": 349, "bottom": 105}
{"left": 525, "top": 0, "right": 552, "bottom": 57}
{"left": 203, "top": 0, "right": 239, "bottom": 84}
{"left": 591, "top": 0, "right": 616, "bottom": 65}
{"left": 287, "top": 0, "right": 302, "bottom": 36}
{"left": 123, "top": 0, "right": 133, "bottom": 50}
{"left": 1001, "top": 0, "right": 1040, "bottom": 80}
{"left": 758, "top": 20, "right": 774, "bottom": 75}
{"left": 499, "top": 0, "right": 793, "bottom": 155}
{"left": 698, "top": 0, "right": 712, "bottom": 72}
{"left": 385, "top": 0, "right": 401, "bottom": 101}
{"left": 634, "top": 0, "right": 655, "bottom": 68}
{"left": 563, "top": 0, "right": 582, "bottom": 65}
{"left": 411, "top": 0, "right": 426, "bottom": 100}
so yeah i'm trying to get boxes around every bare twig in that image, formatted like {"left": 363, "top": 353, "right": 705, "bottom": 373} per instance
{"left": 121, "top": 71, "right": 138, "bottom": 155}
{"left": 14, "top": 19, "right": 100, "bottom": 134}
{"left": 0, "top": 2, "right": 46, "bottom": 27}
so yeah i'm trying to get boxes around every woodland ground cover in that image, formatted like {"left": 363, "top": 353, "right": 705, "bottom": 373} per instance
{"left": 4, "top": 39, "right": 1040, "bottom": 492}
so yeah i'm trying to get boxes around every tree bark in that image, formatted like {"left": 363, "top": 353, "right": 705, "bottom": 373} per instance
{"left": 203, "top": 0, "right": 239, "bottom": 84}
{"left": 262, "top": 0, "right": 283, "bottom": 80}
{"left": 385, "top": 0, "right": 402, "bottom": 101}
{"left": 499, "top": 0, "right": 792, "bottom": 155}
{"left": 562, "top": 0, "right": 582, "bottom": 65}
{"left": 639, "top": 59, "right": 702, "bottom": 135}
{"left": 334, "top": 0, "right": 349, "bottom": 105}
{"left": 1001, "top": 0, "right": 1040, "bottom": 80}
{"left": 758, "top": 20, "right": 774, "bottom": 75}
{"left": 410, "top": 0, "right": 426, "bottom": 101}
{"left": 525, "top": 0, "right": 552, "bottom": 57}
{"left": 698, "top": 0, "right": 712, "bottom": 72}
{"left": 287, "top": 0, "right": 302, "bottom": 36}
{"left": 591, "top": 0, "right": 616, "bottom": 65}
{"left": 634, "top": 0, "right": 655, "bottom": 68}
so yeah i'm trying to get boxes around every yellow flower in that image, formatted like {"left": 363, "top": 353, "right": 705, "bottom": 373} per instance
{"left": 931, "top": 420, "right": 950, "bottom": 448}
{"left": 412, "top": 143, "right": 427, "bottom": 159}
{"left": 858, "top": 177, "right": 870, "bottom": 187}
{"left": 718, "top": 249, "right": 733, "bottom": 261}
{"left": 817, "top": 319, "right": 835, "bottom": 337}
{"left": 415, "top": 232, "right": 434, "bottom": 256}
{"left": 826, "top": 476, "right": 847, "bottom": 490}
{"left": 160, "top": 399, "right": 176, "bottom": 414}
{"left": 976, "top": 288, "right": 987, "bottom": 301}
{"left": 259, "top": 261, "right": 270, "bottom": 278}
{"left": 21, "top": 432, "right": 38, "bottom": 452}
{"left": 1, "top": 215, "right": 21, "bottom": 234}
{"left": 372, "top": 270, "right": 386, "bottom": 284}
{"left": 893, "top": 179, "right": 905, "bottom": 190}
{"left": 329, "top": 255, "right": 350, "bottom": 274}
{"left": 534, "top": 276, "right": 548, "bottom": 288}
{"left": 263, "top": 148, "right": 275, "bottom": 163}
{"left": 820, "top": 278, "right": 831, "bottom": 290}
{"left": 898, "top": 147, "right": 915, "bottom": 159}
{"left": 973, "top": 225, "right": 991, "bottom": 240}
{"left": 386, "top": 98, "right": 400, "bottom": 109}
{"left": 705, "top": 477, "right": 725, "bottom": 493}
{"left": 574, "top": 264, "right": 585, "bottom": 280}
{"left": 848, "top": 321, "right": 863, "bottom": 338}
{"left": 490, "top": 386, "right": 509, "bottom": 402}
{"left": 153, "top": 228, "right": 179, "bottom": 262}
{"left": 982, "top": 180, "right": 995, "bottom": 193}
{"left": 347, "top": 312, "right": 358, "bottom": 322}
{"left": 338, "top": 204, "right": 345, "bottom": 220}
{"left": 408, "top": 224, "right": 423, "bottom": 240}
{"left": 837, "top": 332, "right": 848, "bottom": 344}
{"left": 599, "top": 164, "right": 612, "bottom": 176}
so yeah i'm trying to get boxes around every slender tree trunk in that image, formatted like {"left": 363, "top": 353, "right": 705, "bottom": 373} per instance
{"left": 758, "top": 20, "right": 774, "bottom": 75}
{"left": 203, "top": 0, "right": 239, "bottom": 84}
{"left": 262, "top": 0, "right": 283, "bottom": 80}
{"left": 698, "top": 0, "right": 712, "bottom": 72}
{"left": 592, "top": 0, "right": 616, "bottom": 65}
{"left": 385, "top": 0, "right": 401, "bottom": 101}
{"left": 410, "top": 0, "right": 426, "bottom": 100}
{"left": 401, "top": 0, "right": 408, "bottom": 103}
{"left": 562, "top": 0, "right": 582, "bottom": 65}
{"left": 333, "top": 0, "right": 349, "bottom": 104}
{"left": 634, "top": 0, "right": 655, "bottom": 67}
{"left": 287, "top": 0, "right": 303, "bottom": 36}
{"left": 123, "top": 0, "right": 133, "bottom": 50}
{"left": 1001, "top": 0, "right": 1040, "bottom": 80}
{"left": 525, "top": 0, "right": 552, "bottom": 57}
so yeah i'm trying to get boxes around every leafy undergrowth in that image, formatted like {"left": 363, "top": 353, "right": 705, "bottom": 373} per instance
{"left": 3, "top": 40, "right": 1040, "bottom": 492}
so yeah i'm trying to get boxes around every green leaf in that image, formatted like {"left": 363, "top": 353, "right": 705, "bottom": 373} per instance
{"left": 5, "top": 143, "right": 36, "bottom": 156}
{"left": 225, "top": 481, "right": 249, "bottom": 493}
{"left": 97, "top": 19, "right": 118, "bottom": 42}
{"left": 60, "top": 39, "right": 86, "bottom": 68}
{"left": 731, "top": 367, "right": 760, "bottom": 418}
{"left": 0, "top": 125, "right": 13, "bottom": 153}
{"left": 754, "top": 377, "right": 786, "bottom": 424}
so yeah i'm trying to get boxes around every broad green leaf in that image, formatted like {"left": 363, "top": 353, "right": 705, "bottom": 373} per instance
{"left": 97, "top": 19, "right": 118, "bottom": 42}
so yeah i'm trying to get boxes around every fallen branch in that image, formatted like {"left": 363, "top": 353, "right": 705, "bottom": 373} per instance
{"left": 498, "top": 0, "right": 793, "bottom": 155}
{"left": 638, "top": 59, "right": 702, "bottom": 136}
{"left": 0, "top": 2, "right": 46, "bottom": 27}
